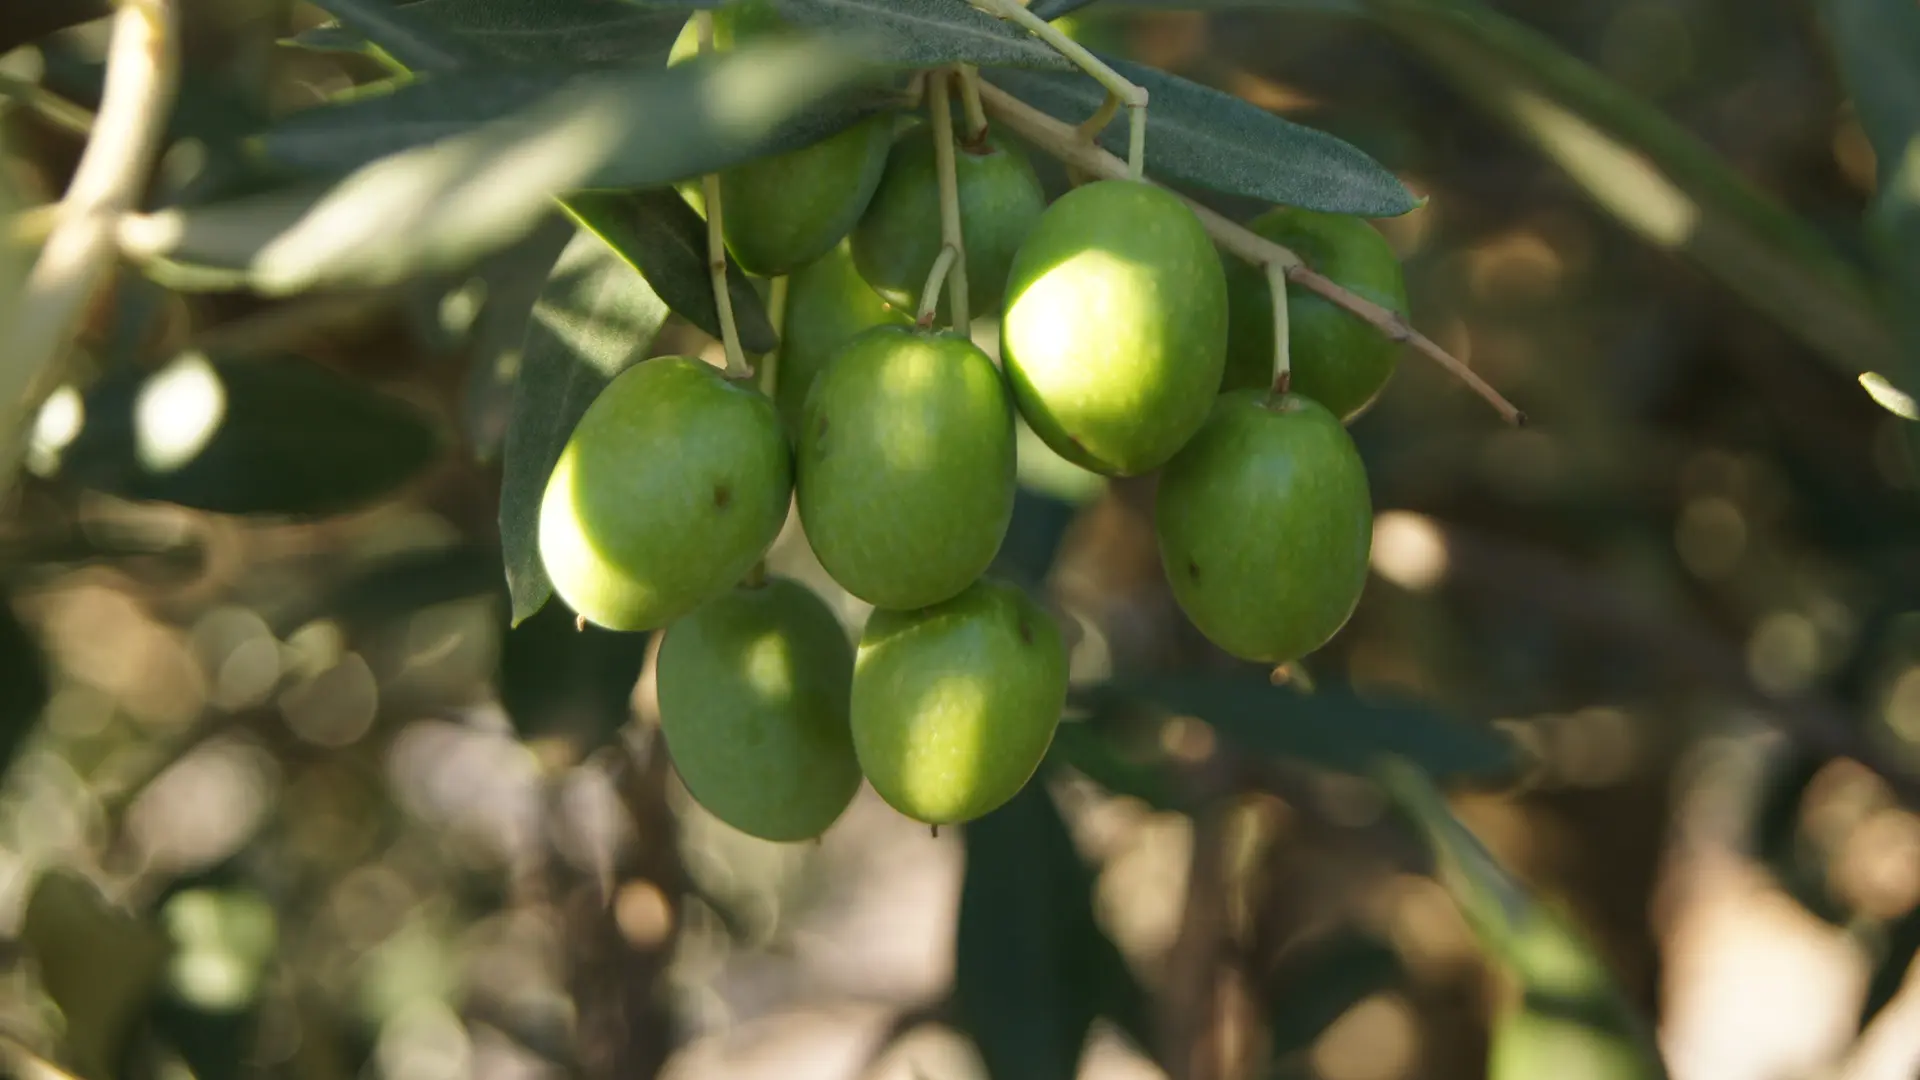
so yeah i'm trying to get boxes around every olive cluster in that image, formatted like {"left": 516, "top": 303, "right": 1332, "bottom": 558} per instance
{"left": 536, "top": 5, "right": 1409, "bottom": 843}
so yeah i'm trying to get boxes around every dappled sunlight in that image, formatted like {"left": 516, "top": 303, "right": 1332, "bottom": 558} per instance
{"left": 869, "top": 345, "right": 947, "bottom": 471}
{"left": 1505, "top": 89, "right": 1699, "bottom": 248}
{"left": 742, "top": 629, "right": 796, "bottom": 706}
{"left": 894, "top": 674, "right": 991, "bottom": 821}
{"left": 134, "top": 352, "right": 227, "bottom": 475}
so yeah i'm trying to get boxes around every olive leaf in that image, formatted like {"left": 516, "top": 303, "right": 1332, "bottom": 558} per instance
{"left": 1025, "top": 0, "right": 1110, "bottom": 19}
{"left": 1819, "top": 0, "right": 1920, "bottom": 404}
{"left": 306, "top": 0, "right": 692, "bottom": 68}
{"left": 309, "top": 0, "right": 481, "bottom": 72}
{"left": 461, "top": 214, "right": 579, "bottom": 463}
{"left": 1376, "top": 759, "right": 1670, "bottom": 1080}
{"left": 986, "top": 55, "right": 1419, "bottom": 216}
{"left": 134, "top": 38, "right": 883, "bottom": 295}
{"left": 1073, "top": 676, "right": 1519, "bottom": 783}
{"left": 499, "top": 227, "right": 671, "bottom": 624}
{"left": 956, "top": 777, "right": 1158, "bottom": 1080}
{"left": 45, "top": 352, "right": 443, "bottom": 518}
{"left": 563, "top": 188, "right": 778, "bottom": 354}
{"left": 774, "top": 0, "right": 1075, "bottom": 71}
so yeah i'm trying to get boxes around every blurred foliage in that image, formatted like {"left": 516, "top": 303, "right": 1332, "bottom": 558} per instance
{"left": 0, "top": 2, "right": 1918, "bottom": 1080}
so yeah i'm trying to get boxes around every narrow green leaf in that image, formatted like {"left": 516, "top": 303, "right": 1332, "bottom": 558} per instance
{"left": 258, "top": 67, "right": 586, "bottom": 175}
{"left": 1375, "top": 759, "right": 1670, "bottom": 1080}
{"left": 267, "top": 544, "right": 504, "bottom": 639}
{"left": 284, "top": 23, "right": 389, "bottom": 55}
{"left": 134, "top": 38, "right": 885, "bottom": 294}
{"left": 957, "top": 778, "right": 1156, "bottom": 1080}
{"left": 1046, "top": 721, "right": 1193, "bottom": 814}
{"left": 775, "top": 0, "right": 1075, "bottom": 70}
{"left": 310, "top": 0, "right": 484, "bottom": 72}
{"left": 986, "top": 55, "right": 1418, "bottom": 216}
{"left": 1263, "top": 933, "right": 1402, "bottom": 1062}
{"left": 1073, "top": 677, "right": 1518, "bottom": 783}
{"left": 254, "top": 49, "right": 895, "bottom": 186}
{"left": 20, "top": 870, "right": 171, "bottom": 1080}
{"left": 46, "top": 352, "right": 443, "bottom": 517}
{"left": 499, "top": 598, "right": 655, "bottom": 745}
{"left": 498, "top": 227, "right": 671, "bottom": 624}
{"left": 462, "top": 214, "right": 578, "bottom": 463}
{"left": 561, "top": 188, "right": 777, "bottom": 354}
{"left": 304, "top": 0, "right": 693, "bottom": 67}
{"left": 1367, "top": 0, "right": 1903, "bottom": 390}
{"left": 1820, "top": 0, "right": 1920, "bottom": 402}
{"left": 1027, "top": 0, "right": 1106, "bottom": 18}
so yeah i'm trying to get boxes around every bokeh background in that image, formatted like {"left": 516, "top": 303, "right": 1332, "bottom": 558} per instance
{"left": 2, "top": 2, "right": 1919, "bottom": 1080}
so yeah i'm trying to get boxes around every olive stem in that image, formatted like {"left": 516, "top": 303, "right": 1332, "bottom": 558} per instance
{"left": 1, "top": 0, "right": 180, "bottom": 494}
{"left": 0, "top": 73, "right": 97, "bottom": 137}
{"left": 928, "top": 69, "right": 971, "bottom": 329}
{"left": 916, "top": 244, "right": 961, "bottom": 327}
{"left": 975, "top": 0, "right": 1147, "bottom": 179}
{"left": 973, "top": 77, "right": 1525, "bottom": 426}
{"left": 1065, "top": 91, "right": 1120, "bottom": 188}
{"left": 763, "top": 274, "right": 789, "bottom": 399}
{"left": 957, "top": 64, "right": 991, "bottom": 149}
{"left": 1076, "top": 90, "right": 1121, "bottom": 142}
{"left": 696, "top": 11, "right": 751, "bottom": 381}
{"left": 1267, "top": 262, "right": 1292, "bottom": 397}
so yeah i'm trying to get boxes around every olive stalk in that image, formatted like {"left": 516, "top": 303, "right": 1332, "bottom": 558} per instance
{"left": 957, "top": 64, "right": 991, "bottom": 149}
{"left": 0, "top": 0, "right": 181, "bottom": 494}
{"left": 763, "top": 274, "right": 789, "bottom": 400}
{"left": 974, "top": 0, "right": 1148, "bottom": 179}
{"left": 696, "top": 11, "right": 751, "bottom": 380}
{"left": 928, "top": 69, "right": 971, "bottom": 329}
{"left": 916, "top": 244, "right": 961, "bottom": 327}
{"left": 1267, "top": 263, "right": 1292, "bottom": 396}
{"left": 972, "top": 77, "right": 1525, "bottom": 425}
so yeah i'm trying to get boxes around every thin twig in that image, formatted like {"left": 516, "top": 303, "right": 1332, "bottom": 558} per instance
{"left": 763, "top": 274, "right": 789, "bottom": 399}
{"left": 696, "top": 11, "right": 750, "bottom": 380}
{"left": 916, "top": 244, "right": 960, "bottom": 327}
{"left": 974, "top": 0, "right": 1148, "bottom": 178}
{"left": 1289, "top": 269, "right": 1523, "bottom": 425}
{"left": 0, "top": 74, "right": 96, "bottom": 137}
{"left": 1076, "top": 90, "right": 1121, "bottom": 143}
{"left": 1, "top": 0, "right": 181, "bottom": 491}
{"left": 974, "top": 77, "right": 1525, "bottom": 425}
{"left": 957, "top": 65, "right": 991, "bottom": 149}
{"left": 1266, "top": 263, "right": 1291, "bottom": 396}
{"left": 928, "top": 69, "right": 970, "bottom": 329}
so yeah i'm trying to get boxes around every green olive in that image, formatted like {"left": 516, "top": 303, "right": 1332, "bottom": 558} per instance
{"left": 851, "top": 578, "right": 1067, "bottom": 825}
{"left": 538, "top": 357, "right": 791, "bottom": 631}
{"left": 656, "top": 576, "right": 860, "bottom": 842}
{"left": 1220, "top": 207, "right": 1409, "bottom": 421}
{"left": 796, "top": 325, "right": 1016, "bottom": 610}
{"left": 1154, "top": 390, "right": 1371, "bottom": 664}
{"left": 1000, "top": 179, "right": 1227, "bottom": 476}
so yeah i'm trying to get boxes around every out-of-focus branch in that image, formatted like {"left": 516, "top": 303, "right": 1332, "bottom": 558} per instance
{"left": 0, "top": 0, "right": 181, "bottom": 494}
{"left": 1431, "top": 521, "right": 1920, "bottom": 806}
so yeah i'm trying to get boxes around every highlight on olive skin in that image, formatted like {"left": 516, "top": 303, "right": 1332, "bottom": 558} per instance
{"left": 796, "top": 324, "right": 1017, "bottom": 611}
{"left": 849, "top": 577, "right": 1068, "bottom": 826}
{"left": 1000, "top": 179, "right": 1228, "bottom": 478}
{"left": 537, "top": 357, "right": 791, "bottom": 633}
{"left": 654, "top": 576, "right": 862, "bottom": 843}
